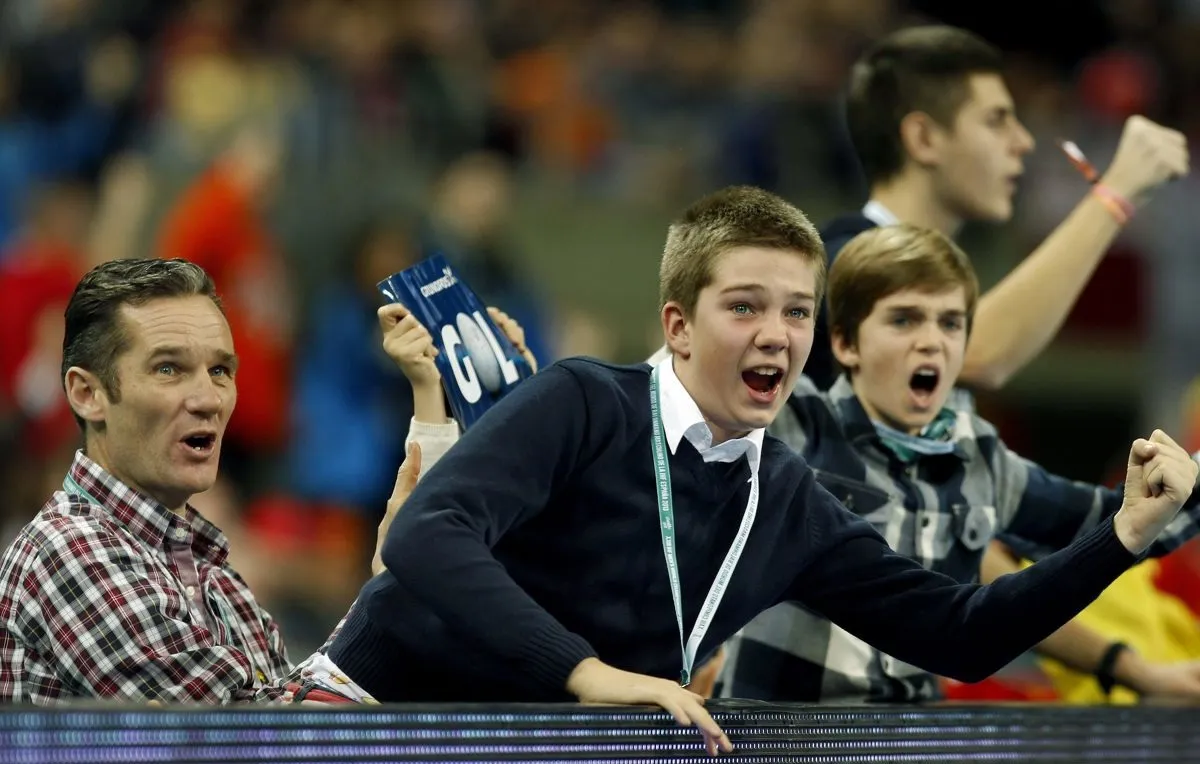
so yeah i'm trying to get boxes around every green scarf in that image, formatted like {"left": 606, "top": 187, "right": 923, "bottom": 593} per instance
{"left": 874, "top": 408, "right": 958, "bottom": 464}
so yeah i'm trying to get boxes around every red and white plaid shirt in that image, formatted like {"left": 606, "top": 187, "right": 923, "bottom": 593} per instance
{"left": 0, "top": 451, "right": 291, "bottom": 704}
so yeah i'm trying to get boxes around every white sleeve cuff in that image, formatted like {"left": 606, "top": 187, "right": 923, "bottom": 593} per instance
{"left": 405, "top": 417, "right": 461, "bottom": 477}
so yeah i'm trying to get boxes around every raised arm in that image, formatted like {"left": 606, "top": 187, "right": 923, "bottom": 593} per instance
{"left": 994, "top": 432, "right": 1200, "bottom": 560}
{"left": 790, "top": 432, "right": 1195, "bottom": 683}
{"left": 377, "top": 303, "right": 538, "bottom": 472}
{"left": 963, "top": 116, "right": 1188, "bottom": 389}
{"left": 369, "top": 304, "right": 540, "bottom": 573}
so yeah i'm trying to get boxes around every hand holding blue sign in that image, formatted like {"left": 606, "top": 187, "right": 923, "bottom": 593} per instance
{"left": 486, "top": 307, "right": 538, "bottom": 373}
{"left": 378, "top": 256, "right": 538, "bottom": 429}
{"left": 379, "top": 303, "right": 442, "bottom": 388}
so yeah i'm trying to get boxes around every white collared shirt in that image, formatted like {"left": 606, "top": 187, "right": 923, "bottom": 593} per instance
{"left": 654, "top": 355, "right": 763, "bottom": 476}
{"left": 862, "top": 200, "right": 900, "bottom": 227}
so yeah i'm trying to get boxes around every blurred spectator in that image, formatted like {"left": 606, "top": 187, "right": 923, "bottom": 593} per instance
{"left": 285, "top": 218, "right": 419, "bottom": 516}
{"left": 156, "top": 122, "right": 294, "bottom": 496}
{"left": 421, "top": 151, "right": 554, "bottom": 366}
{"left": 0, "top": 180, "right": 94, "bottom": 539}
{"left": 0, "top": 149, "right": 154, "bottom": 549}
{"left": 0, "top": 33, "right": 134, "bottom": 250}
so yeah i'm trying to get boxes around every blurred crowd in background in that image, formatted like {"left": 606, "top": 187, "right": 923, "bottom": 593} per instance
{"left": 3, "top": 0, "right": 1200, "bottom": 658}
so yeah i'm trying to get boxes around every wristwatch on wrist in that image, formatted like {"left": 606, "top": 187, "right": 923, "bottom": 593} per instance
{"left": 1095, "top": 641, "right": 1130, "bottom": 696}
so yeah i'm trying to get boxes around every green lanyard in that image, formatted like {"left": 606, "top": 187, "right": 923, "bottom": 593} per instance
{"left": 649, "top": 364, "right": 759, "bottom": 687}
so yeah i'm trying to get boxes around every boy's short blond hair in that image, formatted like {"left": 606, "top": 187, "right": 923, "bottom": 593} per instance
{"left": 659, "top": 186, "right": 826, "bottom": 316}
{"left": 828, "top": 224, "right": 979, "bottom": 345}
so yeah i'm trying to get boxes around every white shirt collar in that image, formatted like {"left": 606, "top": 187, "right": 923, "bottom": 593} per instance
{"left": 646, "top": 344, "right": 671, "bottom": 366}
{"left": 862, "top": 200, "right": 900, "bottom": 227}
{"left": 653, "top": 354, "right": 763, "bottom": 475}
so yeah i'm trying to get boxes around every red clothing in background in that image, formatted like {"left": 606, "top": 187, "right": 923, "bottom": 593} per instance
{"left": 157, "top": 164, "right": 292, "bottom": 453}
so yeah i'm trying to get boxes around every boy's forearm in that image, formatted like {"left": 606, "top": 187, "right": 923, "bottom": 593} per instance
{"left": 982, "top": 540, "right": 1142, "bottom": 691}
{"left": 1032, "top": 616, "right": 1156, "bottom": 695}
{"left": 1032, "top": 617, "right": 1124, "bottom": 679}
{"left": 962, "top": 194, "right": 1121, "bottom": 389}
{"left": 412, "top": 382, "right": 450, "bottom": 424}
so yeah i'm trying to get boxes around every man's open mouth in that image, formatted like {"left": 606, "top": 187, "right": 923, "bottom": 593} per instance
{"left": 182, "top": 433, "right": 216, "bottom": 453}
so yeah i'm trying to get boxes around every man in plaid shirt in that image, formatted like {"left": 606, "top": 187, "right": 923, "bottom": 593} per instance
{"left": 0, "top": 258, "right": 294, "bottom": 703}
{"left": 0, "top": 258, "right": 418, "bottom": 705}
{"left": 718, "top": 225, "right": 1200, "bottom": 703}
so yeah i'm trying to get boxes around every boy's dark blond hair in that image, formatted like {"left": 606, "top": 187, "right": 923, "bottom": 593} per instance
{"left": 659, "top": 186, "right": 826, "bottom": 316}
{"left": 828, "top": 224, "right": 979, "bottom": 345}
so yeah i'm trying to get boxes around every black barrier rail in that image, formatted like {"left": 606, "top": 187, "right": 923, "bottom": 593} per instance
{"left": 1, "top": 700, "right": 1198, "bottom": 763}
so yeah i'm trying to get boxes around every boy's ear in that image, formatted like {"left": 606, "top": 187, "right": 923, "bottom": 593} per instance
{"left": 662, "top": 302, "right": 691, "bottom": 359}
{"left": 830, "top": 328, "right": 860, "bottom": 373}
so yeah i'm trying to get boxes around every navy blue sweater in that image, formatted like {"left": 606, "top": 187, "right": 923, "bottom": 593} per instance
{"left": 328, "top": 358, "right": 1137, "bottom": 702}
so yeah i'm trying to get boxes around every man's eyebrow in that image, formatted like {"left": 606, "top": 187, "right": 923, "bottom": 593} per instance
{"left": 147, "top": 346, "right": 239, "bottom": 368}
